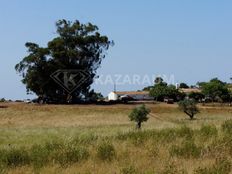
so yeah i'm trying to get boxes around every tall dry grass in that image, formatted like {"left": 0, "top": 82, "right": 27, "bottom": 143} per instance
{"left": 0, "top": 103, "right": 232, "bottom": 173}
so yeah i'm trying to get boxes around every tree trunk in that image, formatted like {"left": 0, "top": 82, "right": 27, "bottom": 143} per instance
{"left": 184, "top": 111, "right": 194, "bottom": 120}
{"left": 190, "top": 114, "right": 194, "bottom": 120}
{"left": 137, "top": 122, "right": 141, "bottom": 129}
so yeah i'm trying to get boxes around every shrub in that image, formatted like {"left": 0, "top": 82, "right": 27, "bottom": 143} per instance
{"left": 170, "top": 140, "right": 201, "bottom": 158}
{"left": 30, "top": 144, "right": 52, "bottom": 168}
{"left": 157, "top": 128, "right": 178, "bottom": 142}
{"left": 222, "top": 120, "right": 232, "bottom": 134}
{"left": 0, "top": 148, "right": 30, "bottom": 167}
{"left": 97, "top": 142, "right": 116, "bottom": 161}
{"left": 177, "top": 125, "right": 194, "bottom": 140}
{"left": 0, "top": 98, "right": 5, "bottom": 102}
{"left": 54, "top": 146, "right": 89, "bottom": 167}
{"left": 199, "top": 125, "right": 218, "bottom": 138}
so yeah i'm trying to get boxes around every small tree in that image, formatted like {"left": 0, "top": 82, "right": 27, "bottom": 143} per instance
{"left": 0, "top": 98, "right": 6, "bottom": 102}
{"left": 178, "top": 99, "right": 199, "bottom": 120}
{"left": 129, "top": 104, "right": 150, "bottom": 129}
{"left": 179, "top": 83, "right": 189, "bottom": 89}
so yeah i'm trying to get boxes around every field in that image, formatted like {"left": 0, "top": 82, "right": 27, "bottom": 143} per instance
{"left": 0, "top": 102, "right": 232, "bottom": 174}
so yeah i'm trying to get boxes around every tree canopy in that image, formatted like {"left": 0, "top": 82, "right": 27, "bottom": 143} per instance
{"left": 129, "top": 104, "right": 150, "bottom": 129}
{"left": 15, "top": 19, "right": 113, "bottom": 103}
{"left": 179, "top": 83, "right": 189, "bottom": 89}
{"left": 178, "top": 99, "right": 199, "bottom": 120}
{"left": 198, "top": 78, "right": 230, "bottom": 102}
{"left": 149, "top": 78, "right": 184, "bottom": 101}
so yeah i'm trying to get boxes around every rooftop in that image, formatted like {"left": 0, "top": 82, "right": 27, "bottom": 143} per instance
{"left": 112, "top": 91, "right": 149, "bottom": 95}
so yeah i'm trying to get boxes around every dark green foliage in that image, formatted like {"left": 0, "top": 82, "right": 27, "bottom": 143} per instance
{"left": 148, "top": 78, "right": 184, "bottom": 101}
{"left": 88, "top": 90, "right": 104, "bottom": 102}
{"left": 178, "top": 99, "right": 199, "bottom": 120}
{"left": 149, "top": 83, "right": 183, "bottom": 102}
{"left": 179, "top": 83, "right": 189, "bottom": 89}
{"left": 188, "top": 92, "right": 205, "bottom": 102}
{"left": 0, "top": 148, "right": 30, "bottom": 167}
{"left": 129, "top": 104, "right": 150, "bottom": 129}
{"left": 0, "top": 98, "right": 5, "bottom": 102}
{"left": 96, "top": 142, "right": 116, "bottom": 161}
{"left": 154, "top": 77, "right": 165, "bottom": 84}
{"left": 198, "top": 78, "right": 230, "bottom": 102}
{"left": 15, "top": 19, "right": 113, "bottom": 103}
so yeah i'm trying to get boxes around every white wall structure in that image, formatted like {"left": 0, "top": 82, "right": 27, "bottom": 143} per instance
{"left": 108, "top": 91, "right": 153, "bottom": 101}
{"left": 108, "top": 92, "right": 119, "bottom": 101}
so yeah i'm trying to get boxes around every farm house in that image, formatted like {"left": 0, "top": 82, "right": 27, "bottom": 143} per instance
{"left": 108, "top": 91, "right": 153, "bottom": 101}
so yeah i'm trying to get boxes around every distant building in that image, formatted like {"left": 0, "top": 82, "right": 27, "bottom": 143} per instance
{"left": 108, "top": 91, "right": 153, "bottom": 101}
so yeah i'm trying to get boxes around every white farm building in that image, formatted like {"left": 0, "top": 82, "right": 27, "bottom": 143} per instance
{"left": 108, "top": 91, "right": 153, "bottom": 101}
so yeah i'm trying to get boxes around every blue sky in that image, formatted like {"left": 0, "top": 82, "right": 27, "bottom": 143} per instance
{"left": 0, "top": 0, "right": 232, "bottom": 99}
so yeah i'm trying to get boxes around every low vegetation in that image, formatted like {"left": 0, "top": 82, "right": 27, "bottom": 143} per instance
{"left": 0, "top": 122, "right": 232, "bottom": 173}
{"left": 0, "top": 103, "right": 231, "bottom": 173}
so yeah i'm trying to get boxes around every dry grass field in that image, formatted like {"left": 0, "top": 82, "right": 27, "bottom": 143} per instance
{"left": 0, "top": 102, "right": 232, "bottom": 174}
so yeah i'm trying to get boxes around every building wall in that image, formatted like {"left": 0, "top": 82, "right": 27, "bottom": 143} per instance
{"left": 108, "top": 92, "right": 153, "bottom": 101}
{"left": 108, "top": 92, "right": 118, "bottom": 101}
{"left": 129, "top": 94, "right": 153, "bottom": 100}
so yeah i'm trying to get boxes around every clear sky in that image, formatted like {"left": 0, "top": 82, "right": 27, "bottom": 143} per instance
{"left": 0, "top": 0, "right": 232, "bottom": 100}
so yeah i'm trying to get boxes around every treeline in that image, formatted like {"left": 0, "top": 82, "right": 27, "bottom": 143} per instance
{"left": 144, "top": 77, "right": 232, "bottom": 103}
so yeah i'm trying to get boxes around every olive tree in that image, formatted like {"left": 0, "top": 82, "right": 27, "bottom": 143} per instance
{"left": 129, "top": 104, "right": 150, "bottom": 129}
{"left": 178, "top": 99, "right": 199, "bottom": 120}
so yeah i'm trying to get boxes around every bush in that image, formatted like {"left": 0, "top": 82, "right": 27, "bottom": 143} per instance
{"left": 54, "top": 146, "right": 89, "bottom": 167}
{"left": 199, "top": 125, "right": 218, "bottom": 138}
{"left": 157, "top": 129, "right": 178, "bottom": 142}
{"left": 97, "top": 142, "right": 116, "bottom": 161}
{"left": 0, "top": 98, "right": 5, "bottom": 102}
{"left": 177, "top": 125, "right": 194, "bottom": 140}
{"left": 170, "top": 140, "right": 201, "bottom": 158}
{"left": 0, "top": 148, "right": 30, "bottom": 167}
{"left": 222, "top": 120, "right": 232, "bottom": 134}
{"left": 30, "top": 144, "right": 52, "bottom": 168}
